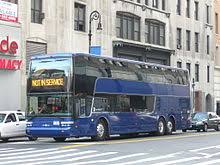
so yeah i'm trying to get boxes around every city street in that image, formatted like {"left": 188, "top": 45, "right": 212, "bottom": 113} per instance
{"left": 1, "top": 130, "right": 220, "bottom": 165}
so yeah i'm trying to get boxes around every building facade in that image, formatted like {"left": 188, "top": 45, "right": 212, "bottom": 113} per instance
{"left": 170, "top": 0, "right": 215, "bottom": 112}
{"left": 214, "top": 0, "right": 220, "bottom": 114}
{"left": 0, "top": 0, "right": 216, "bottom": 111}
{"left": 19, "top": 0, "right": 173, "bottom": 110}
{"left": 20, "top": 0, "right": 172, "bottom": 65}
{"left": 0, "top": 0, "right": 25, "bottom": 111}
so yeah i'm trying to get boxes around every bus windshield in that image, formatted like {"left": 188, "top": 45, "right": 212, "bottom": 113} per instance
{"left": 27, "top": 94, "right": 72, "bottom": 117}
{"left": 30, "top": 58, "right": 71, "bottom": 79}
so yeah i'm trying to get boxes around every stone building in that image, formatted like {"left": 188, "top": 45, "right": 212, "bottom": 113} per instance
{"left": 0, "top": 0, "right": 215, "bottom": 111}
{"left": 214, "top": 0, "right": 220, "bottom": 114}
{"left": 169, "top": 0, "right": 215, "bottom": 112}
{"left": 0, "top": 0, "right": 25, "bottom": 111}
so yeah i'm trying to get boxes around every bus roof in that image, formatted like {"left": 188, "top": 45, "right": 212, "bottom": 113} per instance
{"left": 31, "top": 53, "right": 188, "bottom": 72}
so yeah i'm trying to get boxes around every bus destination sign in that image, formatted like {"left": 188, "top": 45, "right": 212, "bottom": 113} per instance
{"left": 32, "top": 78, "right": 64, "bottom": 87}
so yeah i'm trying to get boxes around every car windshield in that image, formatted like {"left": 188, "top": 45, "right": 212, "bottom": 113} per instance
{"left": 0, "top": 114, "right": 6, "bottom": 123}
{"left": 192, "top": 113, "right": 208, "bottom": 121}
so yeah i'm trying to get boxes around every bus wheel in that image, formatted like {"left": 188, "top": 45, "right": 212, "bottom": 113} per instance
{"left": 156, "top": 118, "right": 166, "bottom": 136}
{"left": 92, "top": 120, "right": 109, "bottom": 141}
{"left": 28, "top": 136, "right": 38, "bottom": 141}
{"left": 166, "top": 119, "right": 174, "bottom": 135}
{"left": 53, "top": 137, "right": 66, "bottom": 142}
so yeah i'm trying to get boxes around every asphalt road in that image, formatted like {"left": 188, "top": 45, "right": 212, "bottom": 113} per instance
{"left": 1, "top": 130, "right": 220, "bottom": 165}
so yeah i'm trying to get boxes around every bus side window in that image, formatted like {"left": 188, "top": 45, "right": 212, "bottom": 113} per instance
{"left": 130, "top": 96, "right": 155, "bottom": 113}
{"left": 93, "top": 96, "right": 111, "bottom": 112}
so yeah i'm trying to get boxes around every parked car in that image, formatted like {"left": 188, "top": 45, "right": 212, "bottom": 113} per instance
{"left": 0, "top": 111, "right": 37, "bottom": 142}
{"left": 183, "top": 112, "right": 220, "bottom": 132}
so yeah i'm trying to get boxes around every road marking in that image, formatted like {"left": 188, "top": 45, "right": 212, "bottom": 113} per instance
{"left": 192, "top": 158, "right": 220, "bottom": 165}
{"left": 0, "top": 148, "right": 78, "bottom": 162}
{"left": 0, "top": 148, "right": 34, "bottom": 153}
{"left": 65, "top": 153, "right": 148, "bottom": 165}
{"left": 204, "top": 152, "right": 220, "bottom": 158}
{"left": 108, "top": 152, "right": 182, "bottom": 165}
{"left": 62, "top": 143, "right": 93, "bottom": 149}
{"left": 190, "top": 145, "right": 220, "bottom": 152}
{"left": 0, "top": 148, "right": 58, "bottom": 157}
{"left": 23, "top": 152, "right": 118, "bottom": 165}
{"left": 22, "top": 150, "right": 99, "bottom": 165}
{"left": 151, "top": 157, "right": 201, "bottom": 165}
{"left": 94, "top": 132, "right": 220, "bottom": 145}
{"left": 0, "top": 148, "right": 13, "bottom": 151}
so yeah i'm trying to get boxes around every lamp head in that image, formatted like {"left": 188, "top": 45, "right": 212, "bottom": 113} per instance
{"left": 97, "top": 22, "right": 102, "bottom": 30}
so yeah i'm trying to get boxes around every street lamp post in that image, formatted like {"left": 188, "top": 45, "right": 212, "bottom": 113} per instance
{"left": 192, "top": 78, "right": 195, "bottom": 112}
{"left": 88, "top": 10, "right": 102, "bottom": 54}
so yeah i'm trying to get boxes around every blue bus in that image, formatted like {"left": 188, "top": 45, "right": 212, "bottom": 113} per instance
{"left": 26, "top": 53, "right": 191, "bottom": 142}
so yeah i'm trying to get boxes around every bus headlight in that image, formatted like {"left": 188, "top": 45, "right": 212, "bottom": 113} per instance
{"left": 53, "top": 121, "right": 60, "bottom": 126}
{"left": 26, "top": 122, "right": 33, "bottom": 126}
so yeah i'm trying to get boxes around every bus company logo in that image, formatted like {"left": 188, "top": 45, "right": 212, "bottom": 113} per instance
{"left": 0, "top": 36, "right": 18, "bottom": 55}
{"left": 32, "top": 78, "right": 64, "bottom": 87}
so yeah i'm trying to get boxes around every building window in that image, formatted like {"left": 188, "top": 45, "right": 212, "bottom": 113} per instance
{"left": 177, "top": 28, "right": 182, "bottom": 49}
{"left": 186, "top": 30, "right": 191, "bottom": 51}
{"left": 195, "top": 64, "right": 199, "bottom": 82}
{"left": 177, "top": 61, "right": 182, "bottom": 68}
{"left": 194, "top": 1, "right": 199, "bottom": 20}
{"left": 1, "top": 0, "right": 18, "bottom": 3}
{"left": 195, "top": 32, "right": 199, "bottom": 52}
{"left": 74, "top": 3, "right": 86, "bottom": 32}
{"left": 31, "top": 0, "right": 43, "bottom": 24}
{"left": 162, "top": 0, "right": 165, "bottom": 10}
{"left": 116, "top": 12, "right": 140, "bottom": 41}
{"left": 207, "top": 35, "right": 210, "bottom": 55}
{"left": 137, "top": 0, "right": 141, "bottom": 3}
{"left": 207, "top": 65, "right": 210, "bottom": 83}
{"left": 206, "top": 5, "right": 210, "bottom": 24}
{"left": 177, "top": 0, "right": 181, "bottom": 15}
{"left": 152, "top": 0, "right": 158, "bottom": 8}
{"left": 186, "top": 63, "right": 191, "bottom": 75}
{"left": 216, "top": 13, "right": 219, "bottom": 34}
{"left": 186, "top": 0, "right": 190, "bottom": 18}
{"left": 145, "top": 20, "right": 165, "bottom": 46}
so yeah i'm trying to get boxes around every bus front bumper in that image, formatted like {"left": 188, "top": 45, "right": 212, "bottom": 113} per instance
{"left": 26, "top": 127, "right": 76, "bottom": 138}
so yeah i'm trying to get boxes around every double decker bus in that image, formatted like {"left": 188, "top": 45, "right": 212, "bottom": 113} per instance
{"left": 26, "top": 53, "right": 191, "bottom": 142}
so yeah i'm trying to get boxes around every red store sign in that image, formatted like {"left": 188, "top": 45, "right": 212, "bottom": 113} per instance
{"left": 0, "top": 36, "right": 22, "bottom": 70}
{"left": 0, "top": 1, "right": 18, "bottom": 23}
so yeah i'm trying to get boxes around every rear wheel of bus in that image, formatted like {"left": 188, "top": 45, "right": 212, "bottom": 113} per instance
{"left": 156, "top": 118, "right": 166, "bottom": 136}
{"left": 91, "top": 119, "right": 109, "bottom": 141}
{"left": 165, "top": 117, "right": 175, "bottom": 135}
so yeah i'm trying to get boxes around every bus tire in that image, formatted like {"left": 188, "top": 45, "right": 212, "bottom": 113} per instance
{"left": 53, "top": 137, "right": 66, "bottom": 142}
{"left": 28, "top": 136, "right": 38, "bottom": 141}
{"left": 166, "top": 118, "right": 174, "bottom": 135}
{"left": 91, "top": 120, "right": 109, "bottom": 141}
{"left": 156, "top": 118, "right": 166, "bottom": 136}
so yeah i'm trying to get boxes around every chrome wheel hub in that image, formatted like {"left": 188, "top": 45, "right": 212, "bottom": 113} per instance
{"left": 167, "top": 121, "right": 173, "bottom": 132}
{"left": 158, "top": 121, "right": 164, "bottom": 133}
{"left": 97, "top": 123, "right": 105, "bottom": 138}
